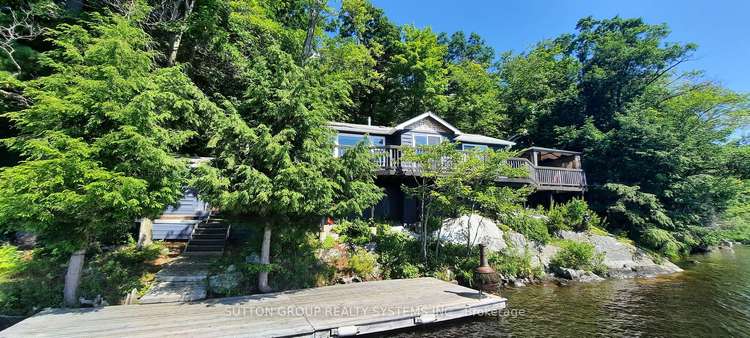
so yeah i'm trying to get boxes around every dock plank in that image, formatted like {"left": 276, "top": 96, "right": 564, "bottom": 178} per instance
{"left": 1, "top": 278, "right": 506, "bottom": 338}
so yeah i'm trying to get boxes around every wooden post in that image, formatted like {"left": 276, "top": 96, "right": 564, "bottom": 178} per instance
{"left": 574, "top": 155, "right": 581, "bottom": 169}
{"left": 532, "top": 151, "right": 538, "bottom": 166}
{"left": 549, "top": 192, "right": 555, "bottom": 208}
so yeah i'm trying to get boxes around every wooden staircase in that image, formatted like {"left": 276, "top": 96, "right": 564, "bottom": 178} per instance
{"left": 183, "top": 218, "right": 229, "bottom": 256}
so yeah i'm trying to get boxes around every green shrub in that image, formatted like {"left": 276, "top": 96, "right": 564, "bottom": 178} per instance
{"left": 0, "top": 250, "right": 66, "bottom": 316}
{"left": 373, "top": 225, "right": 421, "bottom": 279}
{"left": 547, "top": 199, "right": 600, "bottom": 233}
{"left": 398, "top": 262, "right": 422, "bottom": 279}
{"left": 333, "top": 220, "right": 373, "bottom": 246}
{"left": 321, "top": 235, "right": 337, "bottom": 250}
{"left": 639, "top": 227, "right": 685, "bottom": 260}
{"left": 79, "top": 242, "right": 166, "bottom": 304}
{"left": 349, "top": 248, "right": 377, "bottom": 278}
{"left": 0, "top": 245, "right": 21, "bottom": 282}
{"left": 550, "top": 241, "right": 606, "bottom": 275}
{"left": 507, "top": 212, "right": 551, "bottom": 244}
{"left": 724, "top": 222, "right": 750, "bottom": 244}
{"left": 489, "top": 249, "right": 543, "bottom": 280}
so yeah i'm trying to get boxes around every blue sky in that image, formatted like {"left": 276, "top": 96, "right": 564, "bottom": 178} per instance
{"left": 370, "top": 0, "right": 750, "bottom": 94}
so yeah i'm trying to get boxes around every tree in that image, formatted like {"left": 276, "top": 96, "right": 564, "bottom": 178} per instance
{"left": 401, "top": 143, "right": 529, "bottom": 261}
{"left": 190, "top": 5, "right": 382, "bottom": 290}
{"left": 0, "top": 13, "right": 215, "bottom": 305}
{"left": 441, "top": 61, "right": 507, "bottom": 138}
{"left": 438, "top": 31, "right": 494, "bottom": 67}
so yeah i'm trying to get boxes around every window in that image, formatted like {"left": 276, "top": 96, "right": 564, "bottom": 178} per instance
{"left": 413, "top": 134, "right": 443, "bottom": 146}
{"left": 336, "top": 133, "right": 385, "bottom": 157}
{"left": 462, "top": 143, "right": 488, "bottom": 151}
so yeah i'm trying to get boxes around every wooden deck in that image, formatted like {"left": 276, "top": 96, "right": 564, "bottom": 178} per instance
{"left": 1, "top": 278, "right": 506, "bottom": 338}
{"left": 356, "top": 146, "right": 587, "bottom": 191}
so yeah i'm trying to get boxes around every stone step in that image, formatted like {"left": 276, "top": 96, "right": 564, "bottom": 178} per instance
{"left": 189, "top": 239, "right": 225, "bottom": 246}
{"left": 139, "top": 281, "right": 207, "bottom": 304}
{"left": 182, "top": 251, "right": 223, "bottom": 256}
{"left": 185, "top": 244, "right": 225, "bottom": 252}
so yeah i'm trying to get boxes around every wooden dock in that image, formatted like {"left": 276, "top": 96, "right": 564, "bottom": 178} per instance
{"left": 1, "top": 278, "right": 506, "bottom": 337}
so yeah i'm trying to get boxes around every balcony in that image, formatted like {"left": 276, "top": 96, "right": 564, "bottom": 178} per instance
{"left": 336, "top": 145, "right": 587, "bottom": 192}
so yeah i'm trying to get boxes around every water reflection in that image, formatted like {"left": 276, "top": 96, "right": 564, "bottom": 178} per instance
{"left": 389, "top": 246, "right": 750, "bottom": 337}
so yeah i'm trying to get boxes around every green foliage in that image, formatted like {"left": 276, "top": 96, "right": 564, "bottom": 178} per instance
{"left": 506, "top": 212, "right": 551, "bottom": 244}
{"left": 547, "top": 198, "right": 600, "bottom": 233}
{"left": 488, "top": 249, "right": 543, "bottom": 280}
{"left": 0, "top": 250, "right": 65, "bottom": 316}
{"left": 349, "top": 248, "right": 377, "bottom": 277}
{"left": 0, "top": 14, "right": 216, "bottom": 251}
{"left": 372, "top": 224, "right": 419, "bottom": 279}
{"left": 321, "top": 235, "right": 337, "bottom": 250}
{"left": 78, "top": 242, "right": 165, "bottom": 304}
{"left": 550, "top": 240, "right": 606, "bottom": 275}
{"left": 0, "top": 245, "right": 21, "bottom": 282}
{"left": 639, "top": 228, "right": 685, "bottom": 260}
{"left": 333, "top": 219, "right": 373, "bottom": 246}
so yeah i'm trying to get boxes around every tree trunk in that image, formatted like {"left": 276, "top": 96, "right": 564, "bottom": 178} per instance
{"left": 63, "top": 249, "right": 86, "bottom": 307}
{"left": 166, "top": 0, "right": 195, "bottom": 66}
{"left": 301, "top": 0, "right": 324, "bottom": 63}
{"left": 136, "top": 218, "right": 153, "bottom": 249}
{"left": 166, "top": 32, "right": 183, "bottom": 66}
{"left": 257, "top": 221, "right": 273, "bottom": 293}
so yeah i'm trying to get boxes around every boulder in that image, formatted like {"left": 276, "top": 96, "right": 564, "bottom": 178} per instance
{"left": 438, "top": 214, "right": 507, "bottom": 252}
{"left": 557, "top": 230, "right": 683, "bottom": 278}
{"left": 719, "top": 239, "right": 734, "bottom": 249}
{"left": 554, "top": 267, "right": 604, "bottom": 283}
{"left": 208, "top": 265, "right": 242, "bottom": 295}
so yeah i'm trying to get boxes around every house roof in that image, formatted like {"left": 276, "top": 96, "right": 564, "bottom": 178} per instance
{"left": 454, "top": 134, "right": 515, "bottom": 146}
{"left": 328, "top": 112, "right": 515, "bottom": 147}
{"left": 328, "top": 121, "right": 394, "bottom": 135}
{"left": 392, "top": 112, "right": 462, "bottom": 135}
{"left": 519, "top": 147, "right": 582, "bottom": 156}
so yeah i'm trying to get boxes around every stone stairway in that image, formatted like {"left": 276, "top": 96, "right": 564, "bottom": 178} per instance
{"left": 140, "top": 218, "right": 230, "bottom": 303}
{"left": 139, "top": 256, "right": 212, "bottom": 304}
{"left": 183, "top": 219, "right": 229, "bottom": 256}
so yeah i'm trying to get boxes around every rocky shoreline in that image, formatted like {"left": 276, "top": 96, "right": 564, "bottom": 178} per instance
{"left": 439, "top": 215, "right": 683, "bottom": 286}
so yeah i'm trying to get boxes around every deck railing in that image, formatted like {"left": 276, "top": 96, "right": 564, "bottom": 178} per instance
{"left": 334, "top": 145, "right": 587, "bottom": 190}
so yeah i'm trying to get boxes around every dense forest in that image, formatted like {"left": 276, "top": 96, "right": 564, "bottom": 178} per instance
{"left": 1, "top": 0, "right": 748, "bottom": 304}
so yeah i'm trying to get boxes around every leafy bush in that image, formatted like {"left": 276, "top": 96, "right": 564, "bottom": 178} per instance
{"left": 0, "top": 250, "right": 67, "bottom": 316}
{"left": 321, "top": 235, "right": 337, "bottom": 250}
{"left": 489, "top": 249, "right": 543, "bottom": 280}
{"left": 547, "top": 199, "right": 600, "bottom": 233}
{"left": 79, "top": 242, "right": 166, "bottom": 304}
{"left": 349, "top": 248, "right": 378, "bottom": 278}
{"left": 550, "top": 241, "right": 606, "bottom": 275}
{"left": 333, "top": 220, "right": 373, "bottom": 246}
{"left": 506, "top": 212, "right": 551, "bottom": 244}
{"left": 639, "top": 228, "right": 685, "bottom": 260}
{"left": 399, "top": 262, "right": 422, "bottom": 279}
{"left": 0, "top": 245, "right": 21, "bottom": 282}
{"left": 373, "top": 224, "right": 421, "bottom": 279}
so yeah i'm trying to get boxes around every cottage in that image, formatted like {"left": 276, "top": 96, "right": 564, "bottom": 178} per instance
{"left": 329, "top": 112, "right": 587, "bottom": 223}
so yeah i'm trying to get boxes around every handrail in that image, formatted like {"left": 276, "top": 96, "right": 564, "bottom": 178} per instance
{"left": 333, "top": 145, "right": 587, "bottom": 189}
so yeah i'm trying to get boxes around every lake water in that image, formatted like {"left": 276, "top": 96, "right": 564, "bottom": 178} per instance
{"left": 391, "top": 245, "right": 750, "bottom": 337}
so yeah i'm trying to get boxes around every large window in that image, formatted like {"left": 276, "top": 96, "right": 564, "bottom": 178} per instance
{"left": 462, "top": 143, "right": 488, "bottom": 151}
{"left": 336, "top": 133, "right": 385, "bottom": 157}
{"left": 413, "top": 133, "right": 443, "bottom": 147}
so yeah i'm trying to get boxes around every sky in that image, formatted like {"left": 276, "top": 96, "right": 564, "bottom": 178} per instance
{"left": 370, "top": 0, "right": 750, "bottom": 94}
